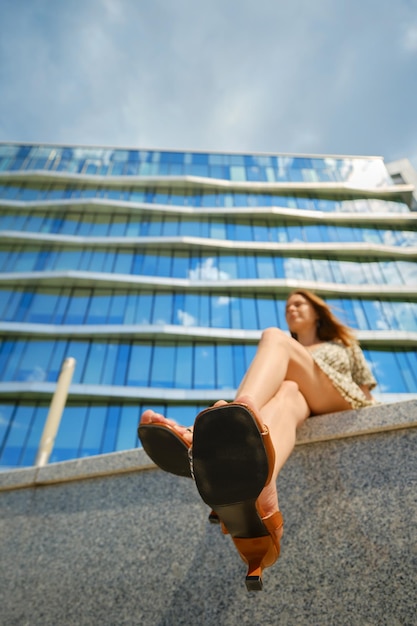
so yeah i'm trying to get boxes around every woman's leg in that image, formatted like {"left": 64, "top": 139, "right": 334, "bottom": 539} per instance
{"left": 140, "top": 327, "right": 350, "bottom": 443}
{"left": 237, "top": 381, "right": 310, "bottom": 521}
{"left": 236, "top": 327, "right": 352, "bottom": 415}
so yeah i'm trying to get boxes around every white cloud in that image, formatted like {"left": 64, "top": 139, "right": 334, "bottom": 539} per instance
{"left": 27, "top": 366, "right": 47, "bottom": 382}
{"left": 215, "top": 296, "right": 232, "bottom": 307}
{"left": 188, "top": 258, "right": 230, "bottom": 281}
{"left": 177, "top": 309, "right": 197, "bottom": 326}
{"left": 403, "top": 24, "right": 417, "bottom": 52}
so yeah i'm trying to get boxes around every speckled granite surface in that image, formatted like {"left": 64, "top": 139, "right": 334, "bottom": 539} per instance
{"left": 0, "top": 401, "right": 416, "bottom": 625}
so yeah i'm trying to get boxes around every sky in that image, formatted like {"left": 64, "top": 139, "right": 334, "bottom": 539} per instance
{"left": 0, "top": 0, "right": 417, "bottom": 166}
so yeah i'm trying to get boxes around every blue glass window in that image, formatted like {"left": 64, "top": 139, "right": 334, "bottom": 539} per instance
{"left": 66, "top": 340, "right": 89, "bottom": 383}
{"left": 175, "top": 344, "right": 193, "bottom": 387}
{"left": 80, "top": 405, "right": 107, "bottom": 457}
{"left": 256, "top": 256, "right": 275, "bottom": 279}
{"left": 114, "top": 250, "right": 133, "bottom": 274}
{"left": 85, "top": 291, "right": 111, "bottom": 324}
{"left": 115, "top": 405, "right": 140, "bottom": 451}
{"left": 51, "top": 404, "right": 87, "bottom": 462}
{"left": 216, "top": 344, "right": 235, "bottom": 389}
{"left": 389, "top": 301, "right": 417, "bottom": 331}
{"left": 53, "top": 289, "right": 70, "bottom": 324}
{"left": 66, "top": 289, "right": 90, "bottom": 324}
{"left": 45, "top": 344, "right": 68, "bottom": 383}
{"left": 101, "top": 342, "right": 119, "bottom": 385}
{"left": 101, "top": 405, "right": 121, "bottom": 453}
{"left": 108, "top": 293, "right": 128, "bottom": 324}
{"left": 199, "top": 294, "right": 210, "bottom": 327}
{"left": 0, "top": 403, "right": 16, "bottom": 454}
{"left": 365, "top": 350, "right": 409, "bottom": 393}
{"left": 219, "top": 255, "right": 238, "bottom": 279}
{"left": 19, "top": 404, "right": 48, "bottom": 466}
{"left": 16, "top": 340, "right": 55, "bottom": 382}
{"left": 275, "top": 299, "right": 287, "bottom": 329}
{"left": 0, "top": 404, "right": 35, "bottom": 466}
{"left": 151, "top": 343, "right": 176, "bottom": 387}
{"left": 241, "top": 297, "right": 258, "bottom": 330}
{"left": 84, "top": 343, "right": 107, "bottom": 384}
{"left": 12, "top": 291, "right": 33, "bottom": 322}
{"left": 395, "top": 352, "right": 417, "bottom": 391}
{"left": 194, "top": 344, "right": 215, "bottom": 388}
{"left": 141, "top": 253, "right": 158, "bottom": 276}
{"left": 127, "top": 344, "right": 152, "bottom": 386}
{"left": 257, "top": 296, "right": 278, "bottom": 328}
{"left": 177, "top": 294, "right": 196, "bottom": 327}
{"left": 0, "top": 290, "right": 15, "bottom": 319}
{"left": 172, "top": 252, "right": 190, "bottom": 278}
{"left": 230, "top": 296, "right": 242, "bottom": 329}
{"left": 152, "top": 294, "right": 173, "bottom": 325}
{"left": 135, "top": 292, "right": 153, "bottom": 324}
{"left": 109, "top": 217, "right": 128, "bottom": 236}
{"left": 232, "top": 344, "right": 246, "bottom": 386}
{"left": 211, "top": 295, "right": 231, "bottom": 328}
{"left": 113, "top": 344, "right": 130, "bottom": 385}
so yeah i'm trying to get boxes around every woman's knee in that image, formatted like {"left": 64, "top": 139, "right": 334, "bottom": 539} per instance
{"left": 278, "top": 380, "right": 300, "bottom": 398}
{"left": 277, "top": 381, "right": 310, "bottom": 421}
{"left": 260, "top": 327, "right": 289, "bottom": 345}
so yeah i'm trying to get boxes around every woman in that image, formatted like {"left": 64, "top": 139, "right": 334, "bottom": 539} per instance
{"left": 138, "top": 289, "right": 377, "bottom": 591}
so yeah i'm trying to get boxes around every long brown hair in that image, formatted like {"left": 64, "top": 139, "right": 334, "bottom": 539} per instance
{"left": 287, "top": 289, "right": 356, "bottom": 346}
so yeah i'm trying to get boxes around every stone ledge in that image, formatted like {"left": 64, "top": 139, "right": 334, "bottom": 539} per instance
{"left": 296, "top": 398, "right": 417, "bottom": 443}
{"left": 0, "top": 399, "right": 416, "bottom": 492}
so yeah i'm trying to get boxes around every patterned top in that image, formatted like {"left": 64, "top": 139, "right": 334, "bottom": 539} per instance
{"left": 310, "top": 341, "right": 377, "bottom": 409}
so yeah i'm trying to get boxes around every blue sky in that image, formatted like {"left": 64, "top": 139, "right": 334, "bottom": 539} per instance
{"left": 1, "top": 0, "right": 416, "bottom": 166}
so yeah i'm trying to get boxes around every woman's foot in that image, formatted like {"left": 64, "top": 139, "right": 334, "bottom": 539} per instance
{"left": 138, "top": 410, "right": 193, "bottom": 476}
{"left": 140, "top": 399, "right": 231, "bottom": 445}
{"left": 138, "top": 409, "right": 221, "bottom": 524}
{"left": 140, "top": 409, "right": 193, "bottom": 444}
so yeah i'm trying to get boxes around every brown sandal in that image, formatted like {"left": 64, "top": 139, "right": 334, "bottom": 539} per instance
{"left": 138, "top": 421, "right": 192, "bottom": 478}
{"left": 192, "top": 403, "right": 283, "bottom": 591}
{"left": 137, "top": 419, "right": 219, "bottom": 524}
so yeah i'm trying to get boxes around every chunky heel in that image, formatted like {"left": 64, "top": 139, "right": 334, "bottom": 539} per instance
{"left": 246, "top": 572, "right": 263, "bottom": 592}
{"left": 234, "top": 534, "right": 281, "bottom": 591}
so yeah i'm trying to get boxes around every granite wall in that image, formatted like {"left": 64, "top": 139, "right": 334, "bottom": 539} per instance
{"left": 0, "top": 401, "right": 416, "bottom": 626}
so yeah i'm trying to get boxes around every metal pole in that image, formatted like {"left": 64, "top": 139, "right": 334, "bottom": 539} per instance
{"left": 35, "top": 357, "right": 76, "bottom": 467}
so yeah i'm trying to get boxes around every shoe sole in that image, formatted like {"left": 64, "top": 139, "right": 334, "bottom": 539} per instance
{"left": 192, "top": 404, "right": 270, "bottom": 538}
{"left": 138, "top": 424, "right": 191, "bottom": 477}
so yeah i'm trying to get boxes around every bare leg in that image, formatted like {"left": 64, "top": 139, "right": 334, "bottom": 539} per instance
{"left": 236, "top": 328, "right": 352, "bottom": 416}
{"left": 139, "top": 327, "right": 351, "bottom": 509}
{"left": 236, "top": 381, "right": 309, "bottom": 521}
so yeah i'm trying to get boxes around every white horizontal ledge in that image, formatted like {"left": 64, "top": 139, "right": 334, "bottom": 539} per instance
{"left": 2, "top": 198, "right": 416, "bottom": 226}
{"left": 0, "top": 382, "right": 416, "bottom": 406}
{"left": 1, "top": 322, "right": 416, "bottom": 346}
{"left": 0, "top": 382, "right": 235, "bottom": 402}
{"left": 0, "top": 170, "right": 413, "bottom": 204}
{"left": 0, "top": 322, "right": 261, "bottom": 341}
{"left": 2, "top": 230, "right": 416, "bottom": 259}
{"left": 1, "top": 271, "right": 417, "bottom": 298}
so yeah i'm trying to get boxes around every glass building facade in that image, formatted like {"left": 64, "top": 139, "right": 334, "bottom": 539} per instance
{"left": 0, "top": 142, "right": 416, "bottom": 469}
